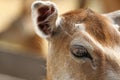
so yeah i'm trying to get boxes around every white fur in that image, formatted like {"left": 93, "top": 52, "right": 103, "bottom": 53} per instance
{"left": 75, "top": 23, "right": 85, "bottom": 31}
{"left": 104, "top": 46, "right": 120, "bottom": 67}
{"left": 113, "top": 24, "right": 120, "bottom": 31}
{"left": 56, "top": 17, "right": 63, "bottom": 27}
{"left": 106, "top": 69, "right": 120, "bottom": 80}
{"left": 31, "top": 0, "right": 58, "bottom": 10}
{"left": 54, "top": 72, "right": 75, "bottom": 80}
{"left": 114, "top": 46, "right": 120, "bottom": 54}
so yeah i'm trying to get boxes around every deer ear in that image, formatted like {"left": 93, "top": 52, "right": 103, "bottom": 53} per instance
{"left": 31, "top": 1, "right": 58, "bottom": 38}
{"left": 104, "top": 10, "right": 120, "bottom": 31}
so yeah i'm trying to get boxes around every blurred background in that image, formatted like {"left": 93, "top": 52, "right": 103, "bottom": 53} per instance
{"left": 0, "top": 0, "right": 120, "bottom": 80}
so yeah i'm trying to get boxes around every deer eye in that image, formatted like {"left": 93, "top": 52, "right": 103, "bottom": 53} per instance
{"left": 70, "top": 45, "right": 93, "bottom": 60}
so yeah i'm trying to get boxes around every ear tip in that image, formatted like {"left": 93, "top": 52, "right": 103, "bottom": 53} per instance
{"left": 31, "top": 0, "right": 58, "bottom": 9}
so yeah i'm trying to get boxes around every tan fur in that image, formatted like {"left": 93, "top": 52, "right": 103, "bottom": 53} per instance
{"left": 47, "top": 9, "right": 120, "bottom": 80}
{"left": 32, "top": 1, "right": 120, "bottom": 80}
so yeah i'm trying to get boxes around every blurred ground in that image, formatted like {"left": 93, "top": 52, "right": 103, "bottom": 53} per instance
{"left": 0, "top": 51, "right": 46, "bottom": 80}
{"left": 0, "top": 74, "right": 25, "bottom": 80}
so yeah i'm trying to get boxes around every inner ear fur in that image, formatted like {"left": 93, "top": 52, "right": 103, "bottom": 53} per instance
{"left": 32, "top": 1, "right": 58, "bottom": 38}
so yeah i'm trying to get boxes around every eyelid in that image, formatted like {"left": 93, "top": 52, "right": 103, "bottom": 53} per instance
{"left": 70, "top": 45, "right": 93, "bottom": 60}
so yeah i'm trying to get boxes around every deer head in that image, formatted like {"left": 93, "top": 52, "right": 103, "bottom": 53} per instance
{"left": 32, "top": 1, "right": 120, "bottom": 80}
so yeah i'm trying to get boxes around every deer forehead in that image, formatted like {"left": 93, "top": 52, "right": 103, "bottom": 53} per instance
{"left": 59, "top": 10, "right": 120, "bottom": 47}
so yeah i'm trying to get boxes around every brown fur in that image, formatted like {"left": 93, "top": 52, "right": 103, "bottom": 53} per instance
{"left": 32, "top": 1, "right": 120, "bottom": 80}
{"left": 62, "top": 9, "right": 120, "bottom": 47}
{"left": 47, "top": 9, "right": 120, "bottom": 80}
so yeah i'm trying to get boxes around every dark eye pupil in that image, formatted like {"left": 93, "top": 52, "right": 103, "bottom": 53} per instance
{"left": 70, "top": 45, "right": 93, "bottom": 60}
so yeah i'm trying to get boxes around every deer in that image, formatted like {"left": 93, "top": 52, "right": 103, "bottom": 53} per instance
{"left": 31, "top": 1, "right": 120, "bottom": 80}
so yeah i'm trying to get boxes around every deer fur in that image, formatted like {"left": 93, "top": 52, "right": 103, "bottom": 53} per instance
{"left": 31, "top": 1, "right": 120, "bottom": 80}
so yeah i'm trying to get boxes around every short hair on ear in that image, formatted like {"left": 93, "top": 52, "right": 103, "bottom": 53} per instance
{"left": 104, "top": 10, "right": 120, "bottom": 31}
